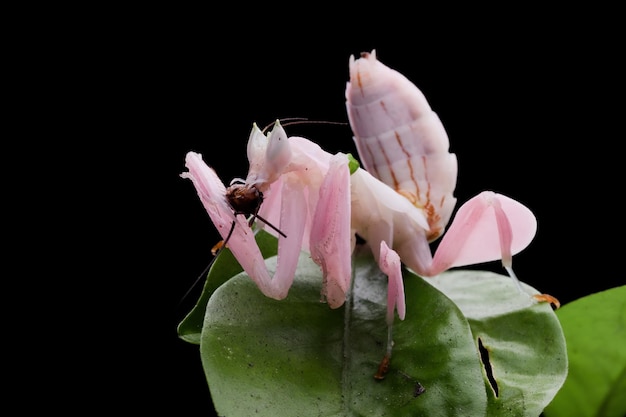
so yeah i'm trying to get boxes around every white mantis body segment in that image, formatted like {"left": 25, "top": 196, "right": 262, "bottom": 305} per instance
{"left": 346, "top": 50, "right": 457, "bottom": 242}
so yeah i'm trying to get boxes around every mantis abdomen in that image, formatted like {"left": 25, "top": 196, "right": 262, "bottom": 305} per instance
{"left": 345, "top": 50, "right": 457, "bottom": 242}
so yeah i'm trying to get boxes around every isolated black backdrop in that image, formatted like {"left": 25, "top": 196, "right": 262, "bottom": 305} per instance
{"left": 103, "top": 15, "right": 624, "bottom": 416}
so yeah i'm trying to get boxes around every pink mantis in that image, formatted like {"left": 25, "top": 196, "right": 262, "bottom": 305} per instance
{"left": 181, "top": 50, "right": 556, "bottom": 377}
{"left": 345, "top": 50, "right": 543, "bottom": 291}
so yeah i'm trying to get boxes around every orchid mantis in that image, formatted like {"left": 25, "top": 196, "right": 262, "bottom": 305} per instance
{"left": 345, "top": 50, "right": 558, "bottom": 308}
{"left": 184, "top": 119, "right": 426, "bottom": 317}
{"left": 181, "top": 50, "right": 552, "bottom": 378}
{"left": 182, "top": 124, "right": 354, "bottom": 307}
{"left": 345, "top": 50, "right": 538, "bottom": 285}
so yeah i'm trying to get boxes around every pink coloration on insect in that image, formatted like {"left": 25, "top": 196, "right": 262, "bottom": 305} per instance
{"left": 345, "top": 50, "right": 536, "bottom": 281}
{"left": 181, "top": 51, "right": 546, "bottom": 379}
{"left": 182, "top": 120, "right": 422, "bottom": 322}
{"left": 346, "top": 49, "right": 457, "bottom": 243}
{"left": 378, "top": 241, "right": 405, "bottom": 325}
{"left": 182, "top": 122, "right": 354, "bottom": 309}
{"left": 182, "top": 52, "right": 539, "bottom": 335}
{"left": 309, "top": 153, "right": 353, "bottom": 307}
{"left": 182, "top": 128, "right": 536, "bottom": 323}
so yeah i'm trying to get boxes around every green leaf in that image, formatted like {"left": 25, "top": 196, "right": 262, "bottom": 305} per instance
{"left": 543, "top": 285, "right": 626, "bottom": 417}
{"left": 428, "top": 271, "right": 568, "bottom": 416}
{"left": 199, "top": 243, "right": 566, "bottom": 416}
{"left": 177, "top": 230, "right": 278, "bottom": 344}
{"left": 183, "top": 230, "right": 567, "bottom": 416}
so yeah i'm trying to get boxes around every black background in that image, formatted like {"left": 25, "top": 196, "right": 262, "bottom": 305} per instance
{"left": 42, "top": 9, "right": 623, "bottom": 415}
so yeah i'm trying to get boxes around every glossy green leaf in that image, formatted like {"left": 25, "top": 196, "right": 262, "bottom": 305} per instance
{"left": 543, "top": 285, "right": 626, "bottom": 417}
{"left": 177, "top": 230, "right": 278, "bottom": 344}
{"left": 197, "top": 244, "right": 566, "bottom": 416}
{"left": 178, "top": 232, "right": 567, "bottom": 415}
{"left": 428, "top": 271, "right": 568, "bottom": 416}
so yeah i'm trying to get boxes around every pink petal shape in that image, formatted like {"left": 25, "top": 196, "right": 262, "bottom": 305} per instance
{"left": 182, "top": 151, "right": 288, "bottom": 300}
{"left": 257, "top": 136, "right": 333, "bottom": 252}
{"left": 429, "top": 191, "right": 537, "bottom": 276}
{"left": 181, "top": 152, "right": 241, "bottom": 242}
{"left": 269, "top": 177, "right": 308, "bottom": 298}
{"left": 378, "top": 241, "right": 406, "bottom": 323}
{"left": 310, "top": 153, "right": 353, "bottom": 309}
